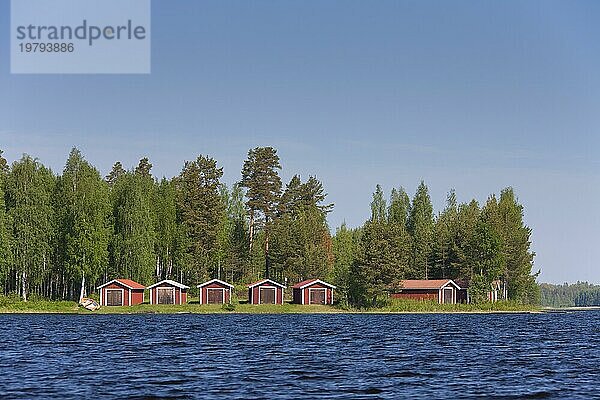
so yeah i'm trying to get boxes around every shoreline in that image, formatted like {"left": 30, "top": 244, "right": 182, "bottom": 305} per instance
{"left": 0, "top": 302, "right": 558, "bottom": 315}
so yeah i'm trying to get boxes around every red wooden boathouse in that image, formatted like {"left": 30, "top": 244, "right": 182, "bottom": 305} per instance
{"left": 391, "top": 279, "right": 461, "bottom": 304}
{"left": 197, "top": 279, "right": 234, "bottom": 304}
{"left": 247, "top": 279, "right": 286, "bottom": 305}
{"left": 147, "top": 279, "right": 189, "bottom": 305}
{"left": 97, "top": 279, "right": 145, "bottom": 306}
{"left": 292, "top": 279, "right": 336, "bottom": 305}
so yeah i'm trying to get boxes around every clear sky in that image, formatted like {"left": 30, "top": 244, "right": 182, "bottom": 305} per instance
{"left": 1, "top": 0, "right": 599, "bottom": 284}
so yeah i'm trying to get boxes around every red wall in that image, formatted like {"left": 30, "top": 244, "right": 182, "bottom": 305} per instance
{"left": 102, "top": 282, "right": 144, "bottom": 306}
{"left": 131, "top": 289, "right": 144, "bottom": 305}
{"left": 391, "top": 290, "right": 439, "bottom": 302}
{"left": 102, "top": 282, "right": 129, "bottom": 306}
{"left": 294, "top": 283, "right": 333, "bottom": 305}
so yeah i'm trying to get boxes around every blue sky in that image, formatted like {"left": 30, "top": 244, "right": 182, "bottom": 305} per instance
{"left": 1, "top": 0, "right": 599, "bottom": 284}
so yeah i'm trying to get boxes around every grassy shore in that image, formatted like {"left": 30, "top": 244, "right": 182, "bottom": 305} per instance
{"left": 0, "top": 295, "right": 540, "bottom": 314}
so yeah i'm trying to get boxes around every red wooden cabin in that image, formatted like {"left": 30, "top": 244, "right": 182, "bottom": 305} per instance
{"left": 147, "top": 279, "right": 189, "bottom": 305}
{"left": 247, "top": 279, "right": 286, "bottom": 305}
{"left": 197, "top": 279, "right": 234, "bottom": 304}
{"left": 391, "top": 279, "right": 461, "bottom": 304}
{"left": 292, "top": 279, "right": 336, "bottom": 305}
{"left": 97, "top": 279, "right": 145, "bottom": 306}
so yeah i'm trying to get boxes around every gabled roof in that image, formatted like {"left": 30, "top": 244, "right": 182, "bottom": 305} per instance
{"left": 147, "top": 279, "right": 190, "bottom": 289}
{"left": 97, "top": 279, "right": 145, "bottom": 290}
{"left": 197, "top": 279, "right": 234, "bottom": 289}
{"left": 247, "top": 278, "right": 286, "bottom": 289}
{"left": 292, "top": 279, "right": 336, "bottom": 289}
{"left": 400, "top": 279, "right": 461, "bottom": 290}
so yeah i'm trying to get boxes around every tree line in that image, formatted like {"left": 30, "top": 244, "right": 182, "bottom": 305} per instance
{"left": 540, "top": 282, "right": 600, "bottom": 307}
{"left": 0, "top": 146, "right": 539, "bottom": 305}
{"left": 333, "top": 183, "right": 539, "bottom": 306}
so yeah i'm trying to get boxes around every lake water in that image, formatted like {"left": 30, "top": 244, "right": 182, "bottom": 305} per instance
{"left": 0, "top": 311, "right": 598, "bottom": 399}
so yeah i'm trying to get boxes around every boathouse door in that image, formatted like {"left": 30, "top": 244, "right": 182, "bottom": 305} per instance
{"left": 106, "top": 289, "right": 123, "bottom": 306}
{"left": 157, "top": 287, "right": 175, "bottom": 304}
{"left": 207, "top": 288, "right": 224, "bottom": 304}
{"left": 310, "top": 288, "right": 326, "bottom": 305}
{"left": 260, "top": 287, "right": 276, "bottom": 304}
{"left": 443, "top": 287, "right": 453, "bottom": 304}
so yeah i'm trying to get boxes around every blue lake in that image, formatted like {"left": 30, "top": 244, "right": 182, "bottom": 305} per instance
{"left": 0, "top": 311, "right": 599, "bottom": 399}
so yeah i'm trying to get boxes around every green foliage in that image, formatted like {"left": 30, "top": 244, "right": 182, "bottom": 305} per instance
{"left": 407, "top": 181, "right": 434, "bottom": 279}
{"left": 153, "top": 178, "right": 179, "bottom": 280}
{"left": 175, "top": 155, "right": 225, "bottom": 283}
{"left": 331, "top": 223, "right": 360, "bottom": 305}
{"left": 5, "top": 155, "right": 56, "bottom": 301}
{"left": 109, "top": 168, "right": 156, "bottom": 285}
{"left": 57, "top": 148, "right": 111, "bottom": 298}
{"left": 0, "top": 147, "right": 541, "bottom": 310}
{"left": 270, "top": 175, "right": 334, "bottom": 284}
{"left": 540, "top": 282, "right": 600, "bottom": 307}
{"left": 240, "top": 147, "right": 283, "bottom": 278}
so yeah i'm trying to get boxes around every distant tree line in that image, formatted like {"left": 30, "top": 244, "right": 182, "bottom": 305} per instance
{"left": 0, "top": 147, "right": 539, "bottom": 305}
{"left": 540, "top": 282, "right": 600, "bottom": 307}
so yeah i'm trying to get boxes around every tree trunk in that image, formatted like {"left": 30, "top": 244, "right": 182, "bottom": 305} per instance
{"left": 248, "top": 211, "right": 254, "bottom": 252}
{"left": 21, "top": 270, "right": 27, "bottom": 302}
{"left": 264, "top": 216, "right": 270, "bottom": 279}
{"left": 79, "top": 274, "right": 86, "bottom": 302}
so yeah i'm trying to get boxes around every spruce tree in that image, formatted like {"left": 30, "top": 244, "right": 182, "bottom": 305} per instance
{"left": 407, "top": 181, "right": 434, "bottom": 279}
{"left": 370, "top": 185, "right": 387, "bottom": 222}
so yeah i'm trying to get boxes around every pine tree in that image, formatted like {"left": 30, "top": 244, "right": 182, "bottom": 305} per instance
{"left": 240, "top": 147, "right": 282, "bottom": 278}
{"left": 105, "top": 161, "right": 125, "bottom": 186}
{"left": 407, "top": 181, "right": 434, "bottom": 279}
{"left": 175, "top": 155, "right": 224, "bottom": 282}
{"left": 271, "top": 175, "right": 334, "bottom": 283}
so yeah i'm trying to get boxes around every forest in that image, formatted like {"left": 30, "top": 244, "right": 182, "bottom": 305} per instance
{"left": 540, "top": 282, "right": 600, "bottom": 307}
{"left": 0, "top": 146, "right": 540, "bottom": 306}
